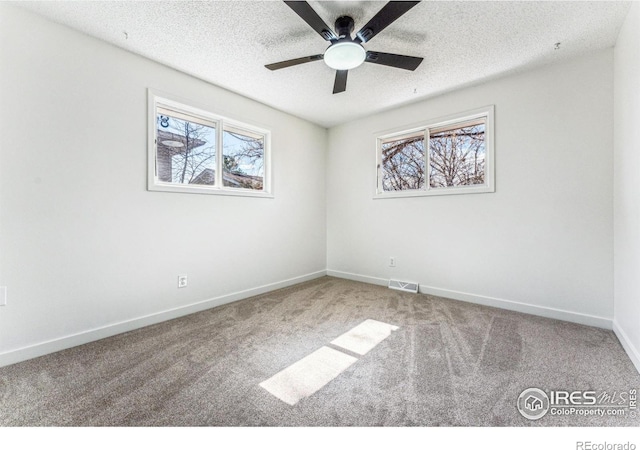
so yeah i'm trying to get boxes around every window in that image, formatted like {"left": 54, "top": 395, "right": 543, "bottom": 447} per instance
{"left": 376, "top": 106, "right": 494, "bottom": 198}
{"left": 148, "top": 91, "right": 271, "bottom": 196}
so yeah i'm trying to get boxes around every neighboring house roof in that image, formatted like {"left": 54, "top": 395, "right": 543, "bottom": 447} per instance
{"left": 191, "top": 168, "right": 263, "bottom": 190}
{"left": 191, "top": 168, "right": 216, "bottom": 185}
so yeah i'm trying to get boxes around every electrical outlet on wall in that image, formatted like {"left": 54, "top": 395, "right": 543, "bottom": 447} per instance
{"left": 389, "top": 257, "right": 396, "bottom": 267}
{"left": 178, "top": 275, "right": 188, "bottom": 288}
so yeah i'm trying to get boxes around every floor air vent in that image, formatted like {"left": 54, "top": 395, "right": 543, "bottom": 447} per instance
{"left": 388, "top": 279, "right": 419, "bottom": 293}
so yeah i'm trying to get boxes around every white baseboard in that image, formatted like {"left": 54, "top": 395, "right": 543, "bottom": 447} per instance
{"left": 0, "top": 270, "right": 327, "bottom": 368}
{"left": 419, "top": 284, "right": 612, "bottom": 329}
{"left": 326, "top": 270, "right": 388, "bottom": 287}
{"left": 2, "top": 269, "right": 626, "bottom": 371}
{"left": 613, "top": 320, "right": 640, "bottom": 374}
{"left": 327, "top": 269, "right": 613, "bottom": 329}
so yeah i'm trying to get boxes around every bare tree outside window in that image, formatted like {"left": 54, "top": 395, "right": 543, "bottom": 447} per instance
{"left": 377, "top": 112, "right": 491, "bottom": 197}
{"left": 381, "top": 133, "right": 425, "bottom": 191}
{"left": 429, "top": 121, "right": 486, "bottom": 188}
{"left": 223, "top": 127, "right": 264, "bottom": 190}
{"left": 376, "top": 107, "right": 493, "bottom": 197}
{"left": 155, "top": 115, "right": 266, "bottom": 190}
{"left": 156, "top": 111, "right": 216, "bottom": 186}
{"left": 149, "top": 93, "right": 272, "bottom": 196}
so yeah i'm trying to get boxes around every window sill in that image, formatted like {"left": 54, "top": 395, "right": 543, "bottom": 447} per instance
{"left": 148, "top": 183, "right": 274, "bottom": 198}
{"left": 374, "top": 185, "right": 494, "bottom": 199}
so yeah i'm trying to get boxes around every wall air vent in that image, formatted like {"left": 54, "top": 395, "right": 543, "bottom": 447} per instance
{"left": 388, "top": 279, "right": 419, "bottom": 294}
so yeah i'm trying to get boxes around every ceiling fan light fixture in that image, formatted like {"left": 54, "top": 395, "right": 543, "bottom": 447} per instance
{"left": 324, "top": 41, "right": 366, "bottom": 70}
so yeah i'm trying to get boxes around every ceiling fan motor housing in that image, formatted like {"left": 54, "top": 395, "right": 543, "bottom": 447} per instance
{"left": 334, "top": 16, "right": 355, "bottom": 39}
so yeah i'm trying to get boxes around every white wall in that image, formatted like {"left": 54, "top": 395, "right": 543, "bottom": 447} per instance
{"left": 0, "top": 5, "right": 327, "bottom": 366}
{"left": 327, "top": 50, "right": 614, "bottom": 327}
{"left": 613, "top": 2, "right": 640, "bottom": 372}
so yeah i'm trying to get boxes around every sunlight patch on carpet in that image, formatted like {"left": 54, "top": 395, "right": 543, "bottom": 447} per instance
{"left": 260, "top": 319, "right": 399, "bottom": 405}
{"left": 331, "top": 319, "right": 399, "bottom": 355}
{"left": 259, "top": 346, "right": 357, "bottom": 405}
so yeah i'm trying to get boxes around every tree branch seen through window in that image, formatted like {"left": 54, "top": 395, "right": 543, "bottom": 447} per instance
{"left": 380, "top": 119, "right": 486, "bottom": 193}
{"left": 429, "top": 124, "right": 485, "bottom": 188}
{"left": 149, "top": 93, "right": 271, "bottom": 196}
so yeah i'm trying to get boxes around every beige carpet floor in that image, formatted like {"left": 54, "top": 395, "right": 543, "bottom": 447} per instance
{"left": 0, "top": 276, "right": 638, "bottom": 426}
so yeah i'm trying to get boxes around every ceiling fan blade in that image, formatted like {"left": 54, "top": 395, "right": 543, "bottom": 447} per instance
{"left": 365, "top": 51, "right": 423, "bottom": 71}
{"left": 333, "top": 70, "right": 348, "bottom": 94}
{"left": 265, "top": 54, "right": 324, "bottom": 71}
{"left": 284, "top": 1, "right": 337, "bottom": 41}
{"left": 355, "top": 1, "right": 420, "bottom": 44}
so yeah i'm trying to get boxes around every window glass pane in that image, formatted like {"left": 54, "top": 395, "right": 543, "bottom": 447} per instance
{"left": 381, "top": 133, "right": 426, "bottom": 191}
{"left": 156, "top": 108, "right": 216, "bottom": 186}
{"left": 429, "top": 120, "right": 485, "bottom": 189}
{"left": 222, "top": 126, "right": 264, "bottom": 190}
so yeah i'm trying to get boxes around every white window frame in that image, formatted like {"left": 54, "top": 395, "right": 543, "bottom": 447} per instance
{"left": 375, "top": 105, "right": 495, "bottom": 198}
{"left": 148, "top": 90, "right": 272, "bottom": 197}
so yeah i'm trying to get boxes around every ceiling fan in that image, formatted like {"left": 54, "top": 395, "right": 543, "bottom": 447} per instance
{"left": 265, "top": 1, "right": 424, "bottom": 94}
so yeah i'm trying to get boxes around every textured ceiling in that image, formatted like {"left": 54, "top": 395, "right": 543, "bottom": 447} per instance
{"left": 13, "top": 1, "right": 631, "bottom": 128}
